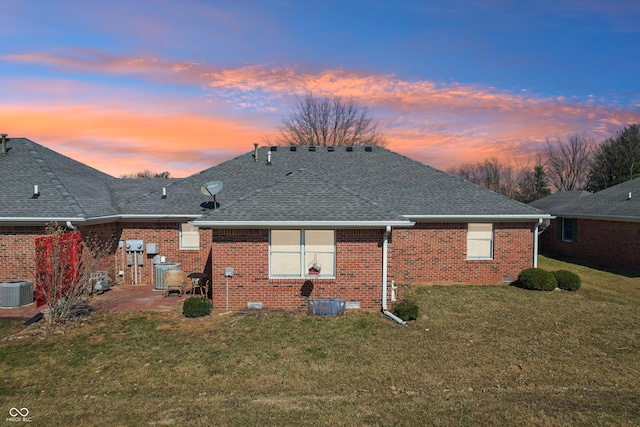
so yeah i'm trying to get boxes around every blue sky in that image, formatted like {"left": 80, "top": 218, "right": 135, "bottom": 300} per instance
{"left": 1, "top": 0, "right": 639, "bottom": 176}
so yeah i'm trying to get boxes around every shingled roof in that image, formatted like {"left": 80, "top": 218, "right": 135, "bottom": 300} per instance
{"left": 528, "top": 190, "right": 592, "bottom": 213}
{"left": 1, "top": 139, "right": 549, "bottom": 226}
{"left": 550, "top": 178, "right": 640, "bottom": 220}
{"left": 0, "top": 138, "right": 174, "bottom": 223}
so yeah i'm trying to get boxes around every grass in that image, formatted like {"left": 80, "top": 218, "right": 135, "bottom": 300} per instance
{"left": 1, "top": 256, "right": 639, "bottom": 426}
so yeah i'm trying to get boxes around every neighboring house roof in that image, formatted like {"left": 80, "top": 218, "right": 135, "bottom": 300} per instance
{"left": 528, "top": 190, "right": 592, "bottom": 213}
{"left": 1, "top": 138, "right": 550, "bottom": 226}
{"left": 0, "top": 138, "right": 174, "bottom": 223}
{"left": 551, "top": 177, "right": 640, "bottom": 221}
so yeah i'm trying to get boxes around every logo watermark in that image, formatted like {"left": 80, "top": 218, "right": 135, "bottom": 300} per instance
{"left": 6, "top": 408, "right": 31, "bottom": 423}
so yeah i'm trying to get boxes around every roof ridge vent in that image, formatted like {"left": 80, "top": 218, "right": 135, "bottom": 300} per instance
{"left": 365, "top": 146, "right": 373, "bottom": 152}
{"left": 346, "top": 146, "right": 353, "bottom": 152}
{"left": 290, "top": 146, "right": 297, "bottom": 152}
{"left": 327, "top": 146, "right": 335, "bottom": 152}
{"left": 309, "top": 146, "right": 316, "bottom": 152}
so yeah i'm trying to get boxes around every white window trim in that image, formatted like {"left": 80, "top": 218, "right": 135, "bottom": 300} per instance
{"left": 466, "top": 223, "right": 494, "bottom": 260}
{"left": 269, "top": 229, "right": 336, "bottom": 278}
{"left": 179, "top": 223, "right": 200, "bottom": 250}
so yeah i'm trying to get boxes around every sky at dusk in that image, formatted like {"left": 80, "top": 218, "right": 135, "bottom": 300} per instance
{"left": 2, "top": 0, "right": 640, "bottom": 177}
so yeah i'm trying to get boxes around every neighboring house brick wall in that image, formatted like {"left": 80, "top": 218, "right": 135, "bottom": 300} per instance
{"left": 0, "top": 226, "right": 44, "bottom": 281}
{"left": 539, "top": 218, "right": 640, "bottom": 272}
{"left": 118, "top": 222, "right": 213, "bottom": 285}
{"left": 390, "top": 222, "right": 534, "bottom": 284}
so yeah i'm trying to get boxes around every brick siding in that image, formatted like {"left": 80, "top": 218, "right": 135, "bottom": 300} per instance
{"left": 539, "top": 218, "right": 640, "bottom": 272}
{"left": 2, "top": 221, "right": 536, "bottom": 309}
{"left": 390, "top": 222, "right": 534, "bottom": 285}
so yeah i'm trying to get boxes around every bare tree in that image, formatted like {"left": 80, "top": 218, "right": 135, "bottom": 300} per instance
{"left": 544, "top": 134, "right": 594, "bottom": 191}
{"left": 270, "top": 92, "right": 388, "bottom": 146}
{"left": 120, "top": 170, "right": 171, "bottom": 178}
{"left": 35, "top": 223, "right": 115, "bottom": 324}
{"left": 449, "top": 158, "right": 518, "bottom": 199}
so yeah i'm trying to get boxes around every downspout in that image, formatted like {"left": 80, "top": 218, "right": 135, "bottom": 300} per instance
{"left": 382, "top": 225, "right": 406, "bottom": 326}
{"left": 533, "top": 218, "right": 542, "bottom": 268}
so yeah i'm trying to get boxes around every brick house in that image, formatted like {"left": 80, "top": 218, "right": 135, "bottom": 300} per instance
{"left": 1, "top": 136, "right": 550, "bottom": 311}
{"left": 531, "top": 179, "right": 640, "bottom": 273}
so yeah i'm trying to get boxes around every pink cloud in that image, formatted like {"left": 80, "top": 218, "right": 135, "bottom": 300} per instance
{"left": 3, "top": 51, "right": 640, "bottom": 174}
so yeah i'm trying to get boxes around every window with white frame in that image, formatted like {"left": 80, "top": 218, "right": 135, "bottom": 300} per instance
{"left": 467, "top": 223, "right": 493, "bottom": 260}
{"left": 180, "top": 223, "right": 200, "bottom": 250}
{"left": 270, "top": 230, "right": 336, "bottom": 278}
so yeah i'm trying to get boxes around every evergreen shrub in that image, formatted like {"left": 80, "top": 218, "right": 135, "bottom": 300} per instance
{"left": 516, "top": 268, "right": 557, "bottom": 291}
{"left": 183, "top": 296, "right": 212, "bottom": 318}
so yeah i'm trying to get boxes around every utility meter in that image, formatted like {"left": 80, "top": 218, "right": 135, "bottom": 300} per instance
{"left": 224, "top": 267, "right": 234, "bottom": 277}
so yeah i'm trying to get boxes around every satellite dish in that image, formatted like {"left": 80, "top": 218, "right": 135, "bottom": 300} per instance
{"left": 201, "top": 181, "right": 223, "bottom": 196}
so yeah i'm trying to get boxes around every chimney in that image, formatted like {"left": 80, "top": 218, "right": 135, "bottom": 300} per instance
{"left": 254, "top": 143, "right": 259, "bottom": 161}
{"left": 1, "top": 134, "right": 7, "bottom": 155}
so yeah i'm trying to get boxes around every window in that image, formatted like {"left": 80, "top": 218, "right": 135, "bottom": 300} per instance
{"left": 180, "top": 223, "right": 200, "bottom": 250}
{"left": 559, "top": 218, "right": 577, "bottom": 242}
{"left": 467, "top": 223, "right": 493, "bottom": 260}
{"left": 270, "top": 230, "right": 336, "bottom": 278}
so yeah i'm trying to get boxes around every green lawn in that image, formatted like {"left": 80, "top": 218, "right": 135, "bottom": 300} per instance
{"left": 1, "top": 256, "right": 638, "bottom": 426}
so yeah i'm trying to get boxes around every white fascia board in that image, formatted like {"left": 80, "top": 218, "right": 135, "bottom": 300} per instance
{"left": 552, "top": 213, "right": 640, "bottom": 223}
{"left": 405, "top": 214, "right": 552, "bottom": 222}
{"left": 118, "top": 214, "right": 201, "bottom": 220}
{"left": 0, "top": 217, "right": 87, "bottom": 225}
{"left": 191, "top": 220, "right": 415, "bottom": 229}
{"left": 0, "top": 214, "right": 202, "bottom": 226}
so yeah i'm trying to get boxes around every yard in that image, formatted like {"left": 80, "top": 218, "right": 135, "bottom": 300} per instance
{"left": 1, "top": 257, "right": 638, "bottom": 426}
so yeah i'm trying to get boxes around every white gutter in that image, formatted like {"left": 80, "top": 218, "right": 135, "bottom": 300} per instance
{"left": 191, "top": 220, "right": 415, "bottom": 229}
{"left": 0, "top": 217, "right": 88, "bottom": 225}
{"left": 381, "top": 225, "right": 406, "bottom": 326}
{"left": 405, "top": 214, "right": 552, "bottom": 221}
{"left": 551, "top": 213, "right": 640, "bottom": 223}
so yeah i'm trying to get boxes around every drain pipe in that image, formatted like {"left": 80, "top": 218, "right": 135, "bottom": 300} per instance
{"left": 533, "top": 218, "right": 542, "bottom": 268}
{"left": 382, "top": 225, "right": 406, "bottom": 326}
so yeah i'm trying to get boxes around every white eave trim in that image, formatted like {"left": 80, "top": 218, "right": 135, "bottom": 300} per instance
{"left": 404, "top": 214, "right": 552, "bottom": 222}
{"left": 191, "top": 220, "right": 415, "bottom": 229}
{"left": 552, "top": 213, "right": 640, "bottom": 223}
{"left": 0, "top": 217, "right": 88, "bottom": 224}
{"left": 0, "top": 214, "right": 202, "bottom": 226}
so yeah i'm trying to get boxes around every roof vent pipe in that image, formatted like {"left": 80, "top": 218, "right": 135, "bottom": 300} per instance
{"left": 267, "top": 150, "right": 272, "bottom": 165}
{"left": 1, "top": 134, "right": 7, "bottom": 155}
{"left": 628, "top": 192, "right": 632, "bottom": 200}
{"left": 254, "top": 143, "right": 258, "bottom": 161}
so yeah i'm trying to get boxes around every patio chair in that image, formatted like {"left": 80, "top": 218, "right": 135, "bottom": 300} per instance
{"left": 162, "top": 270, "right": 188, "bottom": 297}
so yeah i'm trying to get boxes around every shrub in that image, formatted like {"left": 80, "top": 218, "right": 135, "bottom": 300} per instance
{"left": 552, "top": 270, "right": 582, "bottom": 291}
{"left": 393, "top": 300, "right": 419, "bottom": 321}
{"left": 516, "top": 268, "right": 557, "bottom": 291}
{"left": 183, "top": 296, "right": 212, "bottom": 318}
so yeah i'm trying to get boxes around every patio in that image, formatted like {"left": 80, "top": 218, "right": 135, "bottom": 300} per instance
{"left": 0, "top": 283, "right": 194, "bottom": 321}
